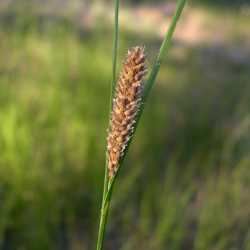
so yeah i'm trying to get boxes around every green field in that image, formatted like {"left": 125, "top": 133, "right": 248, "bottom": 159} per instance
{"left": 0, "top": 3, "right": 250, "bottom": 250}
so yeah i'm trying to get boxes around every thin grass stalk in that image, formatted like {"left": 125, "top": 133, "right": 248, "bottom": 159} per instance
{"left": 112, "top": 0, "right": 120, "bottom": 93}
{"left": 96, "top": 195, "right": 111, "bottom": 250}
{"left": 96, "top": 0, "right": 120, "bottom": 250}
{"left": 143, "top": 0, "right": 187, "bottom": 99}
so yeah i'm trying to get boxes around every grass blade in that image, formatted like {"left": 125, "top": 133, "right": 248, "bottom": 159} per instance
{"left": 104, "top": 0, "right": 187, "bottom": 211}
{"left": 96, "top": 0, "right": 120, "bottom": 250}
{"left": 144, "top": 0, "right": 187, "bottom": 99}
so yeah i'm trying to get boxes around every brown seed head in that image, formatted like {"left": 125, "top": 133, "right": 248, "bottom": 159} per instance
{"left": 107, "top": 46, "right": 147, "bottom": 178}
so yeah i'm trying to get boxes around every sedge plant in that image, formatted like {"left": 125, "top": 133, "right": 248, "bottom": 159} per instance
{"left": 96, "top": 0, "right": 187, "bottom": 249}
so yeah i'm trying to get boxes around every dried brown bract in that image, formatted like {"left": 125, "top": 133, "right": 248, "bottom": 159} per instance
{"left": 107, "top": 46, "right": 147, "bottom": 178}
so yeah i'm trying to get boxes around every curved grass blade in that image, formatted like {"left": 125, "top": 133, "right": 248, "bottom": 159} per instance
{"left": 104, "top": 0, "right": 187, "bottom": 211}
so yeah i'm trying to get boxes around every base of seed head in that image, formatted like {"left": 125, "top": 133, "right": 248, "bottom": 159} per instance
{"left": 107, "top": 46, "right": 147, "bottom": 178}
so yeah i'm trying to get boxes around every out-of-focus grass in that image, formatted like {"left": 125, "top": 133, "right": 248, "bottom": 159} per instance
{"left": 0, "top": 27, "right": 113, "bottom": 249}
{"left": 0, "top": 4, "right": 250, "bottom": 250}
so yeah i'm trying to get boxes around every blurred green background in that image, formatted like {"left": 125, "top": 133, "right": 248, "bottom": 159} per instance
{"left": 0, "top": 0, "right": 250, "bottom": 249}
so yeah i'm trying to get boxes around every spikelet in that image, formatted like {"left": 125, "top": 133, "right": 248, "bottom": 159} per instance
{"left": 107, "top": 46, "right": 147, "bottom": 178}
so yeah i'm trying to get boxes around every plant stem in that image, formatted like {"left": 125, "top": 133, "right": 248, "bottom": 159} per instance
{"left": 144, "top": 0, "right": 187, "bottom": 99}
{"left": 96, "top": 0, "right": 120, "bottom": 250}
{"left": 112, "top": 0, "right": 120, "bottom": 93}
{"left": 96, "top": 198, "right": 111, "bottom": 250}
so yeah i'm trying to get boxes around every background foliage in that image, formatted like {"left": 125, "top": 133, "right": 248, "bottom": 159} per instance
{"left": 0, "top": 0, "right": 250, "bottom": 250}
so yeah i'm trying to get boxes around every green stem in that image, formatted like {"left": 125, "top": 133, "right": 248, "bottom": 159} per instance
{"left": 96, "top": 164, "right": 108, "bottom": 250}
{"left": 96, "top": 174, "right": 115, "bottom": 250}
{"left": 96, "top": 177, "right": 116, "bottom": 250}
{"left": 144, "top": 0, "right": 186, "bottom": 99}
{"left": 96, "top": 198, "right": 111, "bottom": 250}
{"left": 112, "top": 0, "right": 120, "bottom": 92}
{"left": 96, "top": 0, "right": 120, "bottom": 250}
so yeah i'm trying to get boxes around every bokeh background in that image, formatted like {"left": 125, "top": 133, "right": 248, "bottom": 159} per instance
{"left": 0, "top": 0, "right": 250, "bottom": 249}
